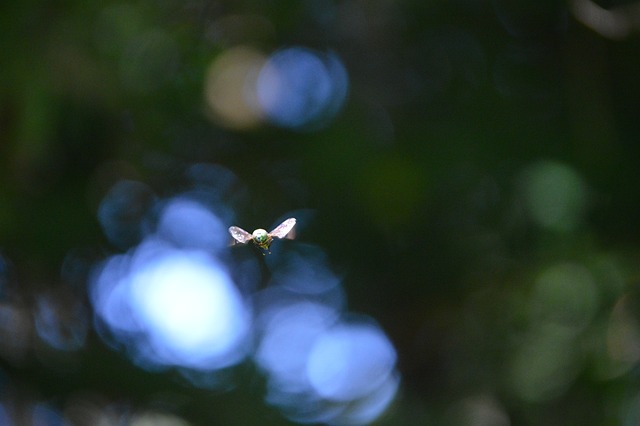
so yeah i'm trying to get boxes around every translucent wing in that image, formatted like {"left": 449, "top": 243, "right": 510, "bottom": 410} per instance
{"left": 229, "top": 226, "right": 253, "bottom": 244}
{"left": 268, "top": 218, "right": 296, "bottom": 239}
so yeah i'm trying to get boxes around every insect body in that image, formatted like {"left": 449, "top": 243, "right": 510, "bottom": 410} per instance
{"left": 229, "top": 218, "right": 296, "bottom": 254}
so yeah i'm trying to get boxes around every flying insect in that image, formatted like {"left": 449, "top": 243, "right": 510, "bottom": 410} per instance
{"left": 228, "top": 218, "right": 296, "bottom": 254}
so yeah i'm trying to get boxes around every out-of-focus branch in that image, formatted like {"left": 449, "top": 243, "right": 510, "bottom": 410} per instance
{"left": 570, "top": 0, "right": 640, "bottom": 39}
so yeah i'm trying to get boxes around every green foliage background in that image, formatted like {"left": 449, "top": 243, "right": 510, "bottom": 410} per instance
{"left": 2, "top": 0, "right": 640, "bottom": 425}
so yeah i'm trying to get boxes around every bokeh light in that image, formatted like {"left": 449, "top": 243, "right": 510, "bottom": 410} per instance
{"left": 91, "top": 238, "right": 251, "bottom": 371}
{"left": 506, "top": 261, "right": 603, "bottom": 403}
{"left": 570, "top": 0, "right": 632, "bottom": 40}
{"left": 92, "top": 180, "right": 253, "bottom": 373}
{"left": 256, "top": 47, "right": 349, "bottom": 130}
{"left": 306, "top": 321, "right": 397, "bottom": 402}
{"left": 508, "top": 325, "right": 581, "bottom": 403}
{"left": 63, "top": 392, "right": 196, "bottom": 426}
{"left": 129, "top": 246, "right": 249, "bottom": 367}
{"left": 156, "top": 197, "right": 228, "bottom": 252}
{"left": 267, "top": 243, "right": 342, "bottom": 295}
{"left": 34, "top": 291, "right": 88, "bottom": 352}
{"left": 0, "top": 405, "right": 10, "bottom": 425}
{"left": 256, "top": 306, "right": 398, "bottom": 425}
{"left": 529, "top": 262, "right": 599, "bottom": 331}
{"left": 204, "top": 45, "right": 348, "bottom": 131}
{"left": 0, "top": 399, "right": 70, "bottom": 426}
{"left": 205, "top": 46, "right": 349, "bottom": 130}
{"left": 131, "top": 411, "right": 193, "bottom": 426}
{"left": 444, "top": 394, "right": 510, "bottom": 426}
{"left": 204, "top": 46, "right": 267, "bottom": 129}
{"left": 520, "top": 160, "right": 587, "bottom": 231}
{"left": 97, "top": 180, "right": 156, "bottom": 250}
{"left": 256, "top": 301, "right": 340, "bottom": 392}
{"left": 607, "top": 295, "right": 640, "bottom": 371}
{"left": 31, "top": 403, "right": 69, "bottom": 426}
{"left": 248, "top": 235, "right": 399, "bottom": 424}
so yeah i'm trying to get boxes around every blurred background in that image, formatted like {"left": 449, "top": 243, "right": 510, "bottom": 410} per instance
{"left": 2, "top": 0, "right": 640, "bottom": 425}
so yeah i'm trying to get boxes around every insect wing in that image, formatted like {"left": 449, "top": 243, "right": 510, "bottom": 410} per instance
{"left": 229, "top": 226, "right": 253, "bottom": 244}
{"left": 268, "top": 218, "right": 296, "bottom": 239}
